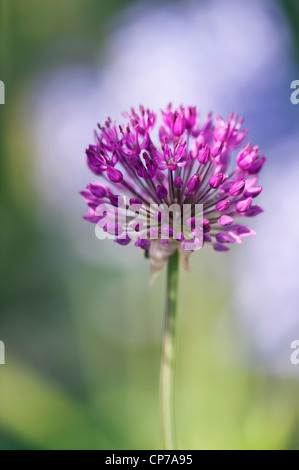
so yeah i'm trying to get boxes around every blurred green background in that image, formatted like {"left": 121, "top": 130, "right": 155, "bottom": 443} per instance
{"left": 0, "top": 0, "right": 299, "bottom": 450}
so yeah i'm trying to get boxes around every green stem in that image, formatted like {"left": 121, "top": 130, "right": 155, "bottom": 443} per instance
{"left": 160, "top": 249, "right": 179, "bottom": 450}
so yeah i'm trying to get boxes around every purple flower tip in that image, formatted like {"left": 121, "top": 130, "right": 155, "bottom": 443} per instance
{"left": 209, "top": 173, "right": 227, "bottom": 189}
{"left": 229, "top": 179, "right": 246, "bottom": 197}
{"left": 213, "top": 242, "right": 230, "bottom": 252}
{"left": 216, "top": 200, "right": 230, "bottom": 212}
{"left": 107, "top": 166, "right": 123, "bottom": 183}
{"left": 236, "top": 197, "right": 253, "bottom": 212}
{"left": 115, "top": 234, "right": 131, "bottom": 246}
{"left": 174, "top": 176, "right": 184, "bottom": 189}
{"left": 244, "top": 185, "right": 263, "bottom": 198}
{"left": 219, "top": 215, "right": 234, "bottom": 226}
{"left": 246, "top": 205, "right": 264, "bottom": 217}
{"left": 87, "top": 183, "right": 107, "bottom": 198}
{"left": 130, "top": 197, "right": 143, "bottom": 206}
{"left": 198, "top": 146, "right": 210, "bottom": 164}
{"left": 156, "top": 184, "right": 168, "bottom": 199}
{"left": 186, "top": 174, "right": 201, "bottom": 193}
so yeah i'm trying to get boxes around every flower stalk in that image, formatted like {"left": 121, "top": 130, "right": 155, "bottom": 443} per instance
{"left": 160, "top": 249, "right": 179, "bottom": 450}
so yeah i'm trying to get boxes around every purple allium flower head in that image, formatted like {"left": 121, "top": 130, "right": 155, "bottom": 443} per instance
{"left": 81, "top": 105, "right": 265, "bottom": 275}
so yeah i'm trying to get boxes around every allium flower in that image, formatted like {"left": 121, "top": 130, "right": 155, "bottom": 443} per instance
{"left": 80, "top": 104, "right": 265, "bottom": 450}
{"left": 80, "top": 105, "right": 265, "bottom": 274}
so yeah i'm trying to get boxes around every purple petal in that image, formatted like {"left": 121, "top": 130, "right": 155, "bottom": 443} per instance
{"left": 173, "top": 114, "right": 186, "bottom": 136}
{"left": 244, "top": 186, "right": 263, "bottom": 198}
{"left": 130, "top": 198, "right": 143, "bottom": 206}
{"left": 245, "top": 205, "right": 264, "bottom": 217}
{"left": 209, "top": 173, "right": 227, "bottom": 189}
{"left": 231, "top": 224, "right": 256, "bottom": 238}
{"left": 174, "top": 176, "right": 184, "bottom": 189}
{"left": 87, "top": 183, "right": 107, "bottom": 198}
{"left": 202, "top": 218, "right": 211, "bottom": 232}
{"left": 198, "top": 146, "right": 210, "bottom": 164}
{"left": 107, "top": 166, "right": 123, "bottom": 183}
{"left": 213, "top": 242, "right": 230, "bottom": 252}
{"left": 156, "top": 184, "right": 168, "bottom": 199}
{"left": 229, "top": 179, "right": 245, "bottom": 196}
{"left": 216, "top": 232, "right": 239, "bottom": 244}
{"left": 236, "top": 197, "right": 253, "bottom": 212}
{"left": 219, "top": 215, "right": 234, "bottom": 226}
{"left": 115, "top": 234, "right": 131, "bottom": 246}
{"left": 186, "top": 174, "right": 201, "bottom": 193}
{"left": 203, "top": 233, "right": 212, "bottom": 243}
{"left": 216, "top": 199, "right": 230, "bottom": 212}
{"left": 248, "top": 156, "right": 266, "bottom": 175}
{"left": 135, "top": 237, "right": 151, "bottom": 249}
{"left": 108, "top": 193, "right": 124, "bottom": 207}
{"left": 83, "top": 209, "right": 103, "bottom": 224}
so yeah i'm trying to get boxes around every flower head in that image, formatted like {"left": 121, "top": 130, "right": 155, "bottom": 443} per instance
{"left": 81, "top": 105, "right": 265, "bottom": 275}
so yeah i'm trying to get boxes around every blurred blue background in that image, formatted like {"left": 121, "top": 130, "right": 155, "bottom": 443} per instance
{"left": 0, "top": 0, "right": 299, "bottom": 450}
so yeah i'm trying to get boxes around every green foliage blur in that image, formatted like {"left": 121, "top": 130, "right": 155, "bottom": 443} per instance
{"left": 0, "top": 0, "right": 299, "bottom": 450}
